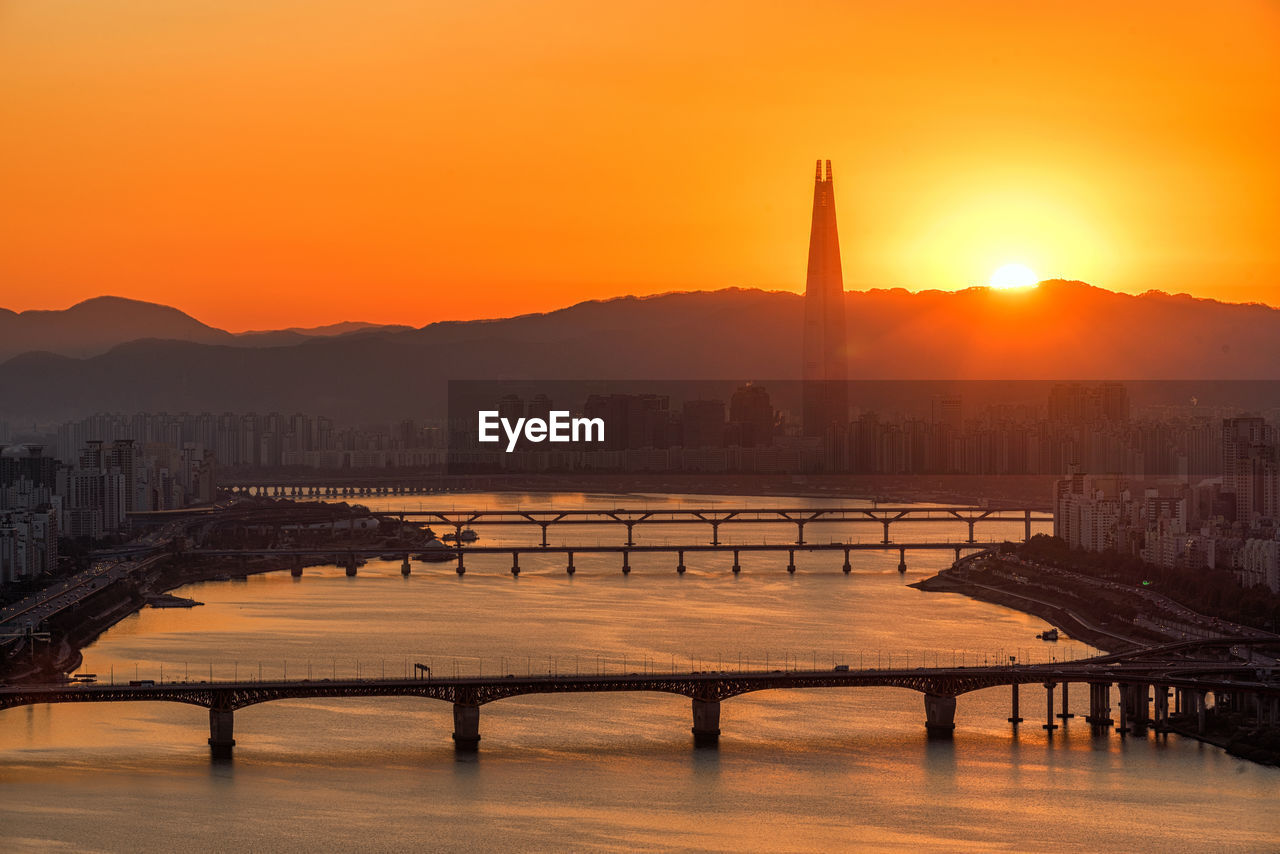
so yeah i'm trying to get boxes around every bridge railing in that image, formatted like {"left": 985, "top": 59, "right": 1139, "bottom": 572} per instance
{"left": 77, "top": 644, "right": 1102, "bottom": 687}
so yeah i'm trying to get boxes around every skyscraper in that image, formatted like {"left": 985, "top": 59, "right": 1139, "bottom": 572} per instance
{"left": 802, "top": 159, "right": 848, "bottom": 436}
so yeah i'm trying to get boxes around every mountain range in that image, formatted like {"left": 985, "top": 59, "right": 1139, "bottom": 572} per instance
{"left": 0, "top": 296, "right": 411, "bottom": 362}
{"left": 1, "top": 282, "right": 1277, "bottom": 422}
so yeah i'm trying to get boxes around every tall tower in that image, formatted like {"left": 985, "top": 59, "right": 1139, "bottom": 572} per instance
{"left": 802, "top": 159, "right": 848, "bottom": 436}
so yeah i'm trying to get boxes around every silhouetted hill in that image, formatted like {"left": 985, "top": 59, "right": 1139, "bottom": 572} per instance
{"left": 234, "top": 321, "right": 414, "bottom": 347}
{"left": 1, "top": 282, "right": 1277, "bottom": 421}
{"left": 0, "top": 296, "right": 233, "bottom": 361}
{"left": 0, "top": 297, "right": 412, "bottom": 361}
{"left": 279, "top": 321, "right": 414, "bottom": 337}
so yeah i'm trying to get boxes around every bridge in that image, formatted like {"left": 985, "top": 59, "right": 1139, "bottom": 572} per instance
{"left": 367, "top": 506, "right": 1052, "bottom": 547}
{"left": 169, "top": 504, "right": 1052, "bottom": 575}
{"left": 203, "top": 502, "right": 1052, "bottom": 547}
{"left": 4, "top": 638, "right": 1276, "bottom": 758}
{"left": 183, "top": 541, "right": 1008, "bottom": 576}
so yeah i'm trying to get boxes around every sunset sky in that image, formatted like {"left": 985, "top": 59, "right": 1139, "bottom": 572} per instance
{"left": 2, "top": 0, "right": 1277, "bottom": 329}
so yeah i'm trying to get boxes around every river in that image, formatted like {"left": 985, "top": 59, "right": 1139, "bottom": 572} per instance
{"left": 2, "top": 493, "right": 1276, "bottom": 852}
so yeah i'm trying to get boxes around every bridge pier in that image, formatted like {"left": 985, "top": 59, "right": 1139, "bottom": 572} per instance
{"left": 456, "top": 551, "right": 465, "bottom": 575}
{"left": 795, "top": 522, "right": 805, "bottom": 546}
{"left": 842, "top": 549, "right": 851, "bottom": 573}
{"left": 1008, "top": 682, "right": 1024, "bottom": 724}
{"left": 566, "top": 551, "right": 575, "bottom": 575}
{"left": 1130, "top": 683, "right": 1149, "bottom": 734}
{"left": 732, "top": 550, "right": 741, "bottom": 574}
{"left": 924, "top": 693, "right": 956, "bottom": 736}
{"left": 1117, "top": 683, "right": 1132, "bottom": 735}
{"left": 208, "top": 708, "right": 235, "bottom": 759}
{"left": 1056, "top": 681, "right": 1074, "bottom": 720}
{"left": 691, "top": 698, "right": 720, "bottom": 747}
{"left": 787, "top": 550, "right": 796, "bottom": 574}
{"left": 1043, "top": 682, "right": 1058, "bottom": 731}
{"left": 290, "top": 556, "right": 303, "bottom": 578}
{"left": 452, "top": 704, "right": 480, "bottom": 752}
{"left": 677, "top": 550, "right": 686, "bottom": 575}
{"left": 625, "top": 522, "right": 635, "bottom": 547}
{"left": 345, "top": 555, "right": 357, "bottom": 577}
{"left": 881, "top": 520, "right": 891, "bottom": 545}
{"left": 710, "top": 522, "right": 720, "bottom": 547}
{"left": 897, "top": 547, "right": 907, "bottom": 574}
{"left": 622, "top": 551, "right": 631, "bottom": 575}
{"left": 511, "top": 552, "right": 520, "bottom": 577}
{"left": 1086, "top": 683, "right": 1113, "bottom": 728}
{"left": 401, "top": 555, "right": 411, "bottom": 576}
{"left": 1153, "top": 685, "right": 1170, "bottom": 731}
{"left": 539, "top": 524, "right": 549, "bottom": 548}
{"left": 966, "top": 520, "right": 976, "bottom": 543}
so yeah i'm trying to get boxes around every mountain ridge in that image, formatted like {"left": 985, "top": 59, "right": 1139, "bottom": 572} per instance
{"left": 0, "top": 296, "right": 413, "bottom": 362}
{"left": 2, "top": 281, "right": 1278, "bottom": 422}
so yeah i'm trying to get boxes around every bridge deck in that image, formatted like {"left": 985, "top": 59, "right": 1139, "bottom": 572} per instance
{"left": 189, "top": 541, "right": 1005, "bottom": 558}
{"left": 4, "top": 655, "right": 1275, "bottom": 713}
{"left": 370, "top": 507, "right": 1052, "bottom": 523}
{"left": 6, "top": 641, "right": 1275, "bottom": 757}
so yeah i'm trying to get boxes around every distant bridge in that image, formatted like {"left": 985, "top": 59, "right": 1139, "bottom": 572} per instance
{"left": 107, "top": 505, "right": 1056, "bottom": 576}
{"left": 3, "top": 638, "right": 1276, "bottom": 758}
{"left": 367, "top": 506, "right": 1053, "bottom": 547}
{"left": 208, "top": 501, "right": 1052, "bottom": 546}
{"left": 180, "top": 541, "right": 1008, "bottom": 576}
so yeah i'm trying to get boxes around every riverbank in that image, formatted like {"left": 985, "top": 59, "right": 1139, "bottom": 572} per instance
{"left": 1, "top": 500, "right": 454, "bottom": 684}
{"left": 1162, "top": 716, "right": 1280, "bottom": 767}
{"left": 0, "top": 548, "right": 392, "bottom": 684}
{"left": 913, "top": 552, "right": 1280, "bottom": 766}
{"left": 910, "top": 566, "right": 1157, "bottom": 654}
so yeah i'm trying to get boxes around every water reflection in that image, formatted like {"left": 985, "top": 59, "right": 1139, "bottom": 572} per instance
{"left": 1, "top": 492, "right": 1276, "bottom": 851}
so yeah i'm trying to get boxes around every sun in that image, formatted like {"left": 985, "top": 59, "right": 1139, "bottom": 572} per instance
{"left": 989, "top": 263, "right": 1039, "bottom": 290}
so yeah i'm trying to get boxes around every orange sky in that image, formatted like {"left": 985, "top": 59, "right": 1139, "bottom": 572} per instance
{"left": 1, "top": 0, "right": 1277, "bottom": 330}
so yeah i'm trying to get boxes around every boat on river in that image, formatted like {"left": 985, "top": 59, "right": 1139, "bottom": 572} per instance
{"left": 415, "top": 540, "right": 458, "bottom": 562}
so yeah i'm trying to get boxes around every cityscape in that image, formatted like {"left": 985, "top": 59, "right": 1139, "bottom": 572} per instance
{"left": 6, "top": 381, "right": 1278, "bottom": 595}
{"left": 2, "top": 2, "right": 1279, "bottom": 852}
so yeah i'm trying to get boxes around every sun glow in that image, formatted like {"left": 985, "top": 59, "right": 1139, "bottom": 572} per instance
{"left": 989, "top": 263, "right": 1039, "bottom": 290}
